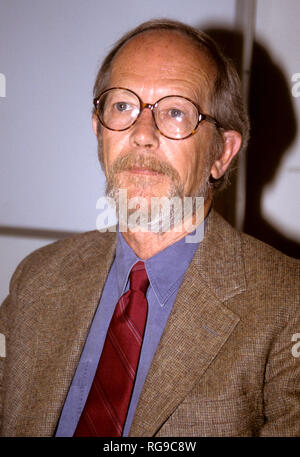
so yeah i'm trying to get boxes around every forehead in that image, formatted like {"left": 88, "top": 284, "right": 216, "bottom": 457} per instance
{"left": 109, "top": 30, "right": 217, "bottom": 104}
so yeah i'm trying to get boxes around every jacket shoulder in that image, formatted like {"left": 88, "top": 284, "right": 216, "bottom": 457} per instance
{"left": 212, "top": 209, "right": 299, "bottom": 272}
{"left": 8, "top": 230, "right": 117, "bottom": 297}
{"left": 239, "top": 229, "right": 300, "bottom": 282}
{"left": 209, "top": 210, "right": 299, "bottom": 304}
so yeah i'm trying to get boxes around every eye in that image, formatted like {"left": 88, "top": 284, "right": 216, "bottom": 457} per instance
{"left": 114, "top": 102, "right": 132, "bottom": 112}
{"left": 168, "top": 108, "right": 185, "bottom": 120}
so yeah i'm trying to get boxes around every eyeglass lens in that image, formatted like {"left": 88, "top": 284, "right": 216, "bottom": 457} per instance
{"left": 97, "top": 88, "right": 199, "bottom": 139}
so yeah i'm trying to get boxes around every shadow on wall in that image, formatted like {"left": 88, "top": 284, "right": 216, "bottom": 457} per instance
{"left": 202, "top": 27, "right": 300, "bottom": 259}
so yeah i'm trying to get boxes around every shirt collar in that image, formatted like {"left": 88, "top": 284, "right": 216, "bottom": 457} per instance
{"left": 115, "top": 224, "right": 203, "bottom": 307}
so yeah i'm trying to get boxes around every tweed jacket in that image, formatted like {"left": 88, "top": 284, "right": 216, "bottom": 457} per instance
{"left": 0, "top": 210, "right": 299, "bottom": 437}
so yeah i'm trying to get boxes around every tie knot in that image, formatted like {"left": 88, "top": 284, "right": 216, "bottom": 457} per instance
{"left": 130, "top": 261, "right": 149, "bottom": 294}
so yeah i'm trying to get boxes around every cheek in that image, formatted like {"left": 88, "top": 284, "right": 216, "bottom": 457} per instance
{"left": 191, "top": 129, "right": 214, "bottom": 173}
{"left": 102, "top": 131, "right": 125, "bottom": 170}
{"left": 167, "top": 141, "right": 200, "bottom": 183}
{"left": 180, "top": 134, "right": 212, "bottom": 191}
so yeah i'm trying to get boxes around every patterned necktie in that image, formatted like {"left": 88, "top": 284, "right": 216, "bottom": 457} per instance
{"left": 73, "top": 261, "right": 149, "bottom": 437}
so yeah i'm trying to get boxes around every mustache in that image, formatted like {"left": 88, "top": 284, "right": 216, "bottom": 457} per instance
{"left": 108, "top": 152, "right": 181, "bottom": 183}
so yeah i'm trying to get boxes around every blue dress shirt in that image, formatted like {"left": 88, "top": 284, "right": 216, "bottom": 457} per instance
{"left": 56, "top": 228, "right": 201, "bottom": 437}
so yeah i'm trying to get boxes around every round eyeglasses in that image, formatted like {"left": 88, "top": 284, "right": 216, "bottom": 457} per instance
{"left": 93, "top": 87, "right": 221, "bottom": 140}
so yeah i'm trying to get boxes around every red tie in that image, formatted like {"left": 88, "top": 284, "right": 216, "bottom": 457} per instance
{"left": 73, "top": 261, "right": 149, "bottom": 437}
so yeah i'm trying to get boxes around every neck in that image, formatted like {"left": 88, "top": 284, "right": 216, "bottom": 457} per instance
{"left": 121, "top": 198, "right": 212, "bottom": 259}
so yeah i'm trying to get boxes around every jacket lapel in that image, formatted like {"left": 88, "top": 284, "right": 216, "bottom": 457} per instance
{"left": 130, "top": 210, "right": 246, "bottom": 436}
{"left": 12, "top": 230, "right": 117, "bottom": 436}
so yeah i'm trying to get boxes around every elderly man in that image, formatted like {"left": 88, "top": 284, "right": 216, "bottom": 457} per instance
{"left": 0, "top": 19, "right": 299, "bottom": 437}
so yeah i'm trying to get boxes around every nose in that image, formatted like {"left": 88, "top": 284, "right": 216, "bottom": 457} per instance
{"left": 129, "top": 106, "right": 159, "bottom": 149}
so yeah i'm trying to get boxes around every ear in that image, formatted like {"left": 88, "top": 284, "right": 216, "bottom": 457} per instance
{"left": 210, "top": 130, "right": 242, "bottom": 179}
{"left": 92, "top": 114, "right": 99, "bottom": 136}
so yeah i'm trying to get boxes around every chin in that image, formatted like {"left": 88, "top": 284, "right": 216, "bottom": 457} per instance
{"left": 117, "top": 174, "right": 176, "bottom": 198}
{"left": 126, "top": 184, "right": 172, "bottom": 201}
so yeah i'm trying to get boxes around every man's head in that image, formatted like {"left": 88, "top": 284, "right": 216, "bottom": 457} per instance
{"left": 92, "top": 19, "right": 249, "bottom": 207}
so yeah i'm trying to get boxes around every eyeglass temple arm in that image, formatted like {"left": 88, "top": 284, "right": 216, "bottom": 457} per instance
{"left": 199, "top": 113, "right": 221, "bottom": 129}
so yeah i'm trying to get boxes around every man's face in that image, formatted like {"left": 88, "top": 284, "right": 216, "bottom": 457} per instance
{"left": 96, "top": 30, "right": 218, "bottom": 203}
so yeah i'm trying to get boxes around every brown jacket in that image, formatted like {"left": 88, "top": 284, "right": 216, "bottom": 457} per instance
{"left": 0, "top": 210, "right": 299, "bottom": 437}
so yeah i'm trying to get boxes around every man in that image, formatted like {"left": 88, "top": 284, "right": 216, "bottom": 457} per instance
{"left": 0, "top": 19, "right": 299, "bottom": 437}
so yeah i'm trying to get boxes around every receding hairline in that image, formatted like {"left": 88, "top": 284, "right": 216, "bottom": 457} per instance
{"left": 94, "top": 23, "right": 221, "bottom": 99}
{"left": 114, "top": 28, "right": 216, "bottom": 63}
{"left": 118, "top": 29, "right": 216, "bottom": 83}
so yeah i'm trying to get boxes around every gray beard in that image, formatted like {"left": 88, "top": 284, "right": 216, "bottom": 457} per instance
{"left": 105, "top": 152, "right": 211, "bottom": 233}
